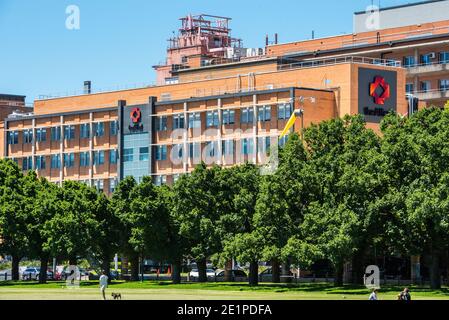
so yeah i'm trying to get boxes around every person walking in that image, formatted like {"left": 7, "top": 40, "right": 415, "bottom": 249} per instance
{"left": 369, "top": 288, "right": 378, "bottom": 301}
{"left": 99, "top": 271, "right": 109, "bottom": 300}
{"left": 400, "top": 288, "right": 411, "bottom": 301}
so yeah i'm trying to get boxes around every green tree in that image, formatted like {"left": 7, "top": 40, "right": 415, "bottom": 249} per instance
{"left": 381, "top": 108, "right": 449, "bottom": 289}
{"left": 301, "top": 115, "right": 385, "bottom": 285}
{"left": 91, "top": 191, "right": 121, "bottom": 282}
{"left": 42, "top": 181, "right": 99, "bottom": 266}
{"left": 255, "top": 133, "right": 311, "bottom": 283}
{"left": 172, "top": 164, "right": 223, "bottom": 282}
{"left": 109, "top": 177, "right": 140, "bottom": 281}
{"left": 25, "top": 173, "right": 58, "bottom": 283}
{"left": 0, "top": 159, "right": 28, "bottom": 280}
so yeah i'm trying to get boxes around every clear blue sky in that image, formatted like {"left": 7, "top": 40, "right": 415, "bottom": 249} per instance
{"left": 0, "top": 0, "right": 424, "bottom": 103}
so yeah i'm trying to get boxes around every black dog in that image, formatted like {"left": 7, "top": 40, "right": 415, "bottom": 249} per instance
{"left": 111, "top": 293, "right": 122, "bottom": 300}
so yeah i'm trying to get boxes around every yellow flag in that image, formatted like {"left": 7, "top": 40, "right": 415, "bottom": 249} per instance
{"left": 279, "top": 112, "right": 297, "bottom": 138}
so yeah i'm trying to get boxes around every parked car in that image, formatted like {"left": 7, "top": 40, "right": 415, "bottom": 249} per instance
{"left": 259, "top": 268, "right": 273, "bottom": 282}
{"left": 215, "top": 269, "right": 248, "bottom": 282}
{"left": 188, "top": 268, "right": 216, "bottom": 279}
{"left": 22, "top": 267, "right": 53, "bottom": 281}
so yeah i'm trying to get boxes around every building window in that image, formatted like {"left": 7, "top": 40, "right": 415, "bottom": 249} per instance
{"left": 172, "top": 144, "right": 183, "bottom": 160}
{"left": 173, "top": 114, "right": 185, "bottom": 129}
{"left": 258, "top": 105, "right": 272, "bottom": 122}
{"left": 7, "top": 131, "right": 19, "bottom": 145}
{"left": 36, "top": 128, "right": 47, "bottom": 142}
{"left": 94, "top": 150, "right": 105, "bottom": 166}
{"left": 439, "top": 52, "right": 449, "bottom": 64}
{"left": 406, "top": 83, "right": 414, "bottom": 94}
{"left": 420, "top": 81, "right": 431, "bottom": 92}
{"left": 205, "top": 141, "right": 219, "bottom": 158}
{"left": 51, "top": 127, "right": 61, "bottom": 141}
{"left": 155, "top": 116, "right": 168, "bottom": 131}
{"left": 110, "top": 150, "right": 118, "bottom": 164}
{"left": 35, "top": 156, "right": 46, "bottom": 170}
{"left": 23, "top": 129, "right": 33, "bottom": 144}
{"left": 222, "top": 140, "right": 234, "bottom": 156}
{"left": 155, "top": 145, "right": 167, "bottom": 161}
{"left": 279, "top": 135, "right": 289, "bottom": 147}
{"left": 403, "top": 56, "right": 416, "bottom": 67}
{"left": 123, "top": 149, "right": 134, "bottom": 162}
{"left": 110, "top": 121, "right": 119, "bottom": 136}
{"left": 154, "top": 175, "right": 167, "bottom": 186}
{"left": 173, "top": 174, "right": 181, "bottom": 184}
{"left": 139, "top": 147, "right": 149, "bottom": 161}
{"left": 51, "top": 154, "right": 61, "bottom": 169}
{"left": 80, "top": 124, "right": 90, "bottom": 139}
{"left": 22, "top": 156, "right": 33, "bottom": 171}
{"left": 188, "top": 113, "right": 201, "bottom": 129}
{"left": 93, "top": 122, "right": 105, "bottom": 137}
{"left": 206, "top": 111, "right": 219, "bottom": 128}
{"left": 278, "top": 103, "right": 292, "bottom": 120}
{"left": 64, "top": 125, "right": 75, "bottom": 140}
{"left": 109, "top": 178, "right": 118, "bottom": 193}
{"left": 420, "top": 54, "right": 433, "bottom": 66}
{"left": 440, "top": 79, "right": 449, "bottom": 91}
{"left": 240, "top": 108, "right": 254, "bottom": 124}
{"left": 222, "top": 109, "right": 235, "bottom": 125}
{"left": 80, "top": 152, "right": 90, "bottom": 167}
{"left": 64, "top": 153, "right": 75, "bottom": 168}
{"left": 189, "top": 143, "right": 201, "bottom": 159}
{"left": 258, "top": 137, "right": 271, "bottom": 154}
{"left": 93, "top": 179, "right": 104, "bottom": 192}
{"left": 242, "top": 138, "right": 254, "bottom": 155}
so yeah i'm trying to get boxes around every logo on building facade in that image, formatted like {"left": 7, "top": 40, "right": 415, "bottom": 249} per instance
{"left": 369, "top": 76, "right": 391, "bottom": 105}
{"left": 129, "top": 107, "right": 144, "bottom": 132}
{"left": 358, "top": 68, "right": 397, "bottom": 123}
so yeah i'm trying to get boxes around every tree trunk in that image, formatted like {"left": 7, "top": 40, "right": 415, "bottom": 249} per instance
{"left": 224, "top": 260, "right": 233, "bottom": 282}
{"left": 334, "top": 262, "right": 344, "bottom": 287}
{"left": 69, "top": 256, "right": 77, "bottom": 266}
{"left": 11, "top": 255, "right": 20, "bottom": 281}
{"left": 271, "top": 259, "right": 280, "bottom": 283}
{"left": 101, "top": 256, "right": 111, "bottom": 284}
{"left": 172, "top": 259, "right": 182, "bottom": 284}
{"left": 249, "top": 261, "right": 259, "bottom": 286}
{"left": 39, "top": 255, "right": 49, "bottom": 284}
{"left": 351, "top": 253, "right": 365, "bottom": 285}
{"left": 197, "top": 259, "right": 207, "bottom": 283}
{"left": 280, "top": 260, "right": 291, "bottom": 283}
{"left": 130, "top": 254, "right": 139, "bottom": 281}
{"left": 429, "top": 251, "right": 441, "bottom": 290}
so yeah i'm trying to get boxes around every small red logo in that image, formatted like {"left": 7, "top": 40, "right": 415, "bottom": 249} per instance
{"left": 130, "top": 108, "right": 141, "bottom": 123}
{"left": 370, "top": 76, "right": 391, "bottom": 105}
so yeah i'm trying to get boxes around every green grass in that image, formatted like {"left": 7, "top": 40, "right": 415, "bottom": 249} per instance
{"left": 0, "top": 281, "right": 448, "bottom": 300}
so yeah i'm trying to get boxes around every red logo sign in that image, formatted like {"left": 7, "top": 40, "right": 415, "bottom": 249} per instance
{"left": 369, "top": 76, "right": 391, "bottom": 105}
{"left": 130, "top": 108, "right": 141, "bottom": 123}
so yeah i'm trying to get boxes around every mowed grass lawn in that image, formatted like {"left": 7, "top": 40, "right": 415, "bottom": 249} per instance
{"left": 0, "top": 281, "right": 448, "bottom": 300}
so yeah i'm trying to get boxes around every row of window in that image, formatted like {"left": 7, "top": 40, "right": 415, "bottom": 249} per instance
{"left": 403, "top": 51, "right": 449, "bottom": 67}
{"left": 7, "top": 121, "right": 118, "bottom": 145}
{"left": 406, "top": 79, "right": 449, "bottom": 93}
{"left": 18, "top": 150, "right": 118, "bottom": 171}
{"left": 151, "top": 136, "right": 289, "bottom": 161}
{"left": 154, "top": 104, "right": 293, "bottom": 131}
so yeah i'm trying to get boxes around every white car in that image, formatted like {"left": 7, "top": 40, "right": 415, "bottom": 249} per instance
{"left": 188, "top": 269, "right": 216, "bottom": 279}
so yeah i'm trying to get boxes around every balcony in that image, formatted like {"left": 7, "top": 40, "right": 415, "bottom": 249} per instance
{"left": 407, "top": 61, "right": 449, "bottom": 76}
{"left": 414, "top": 88, "right": 449, "bottom": 102}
